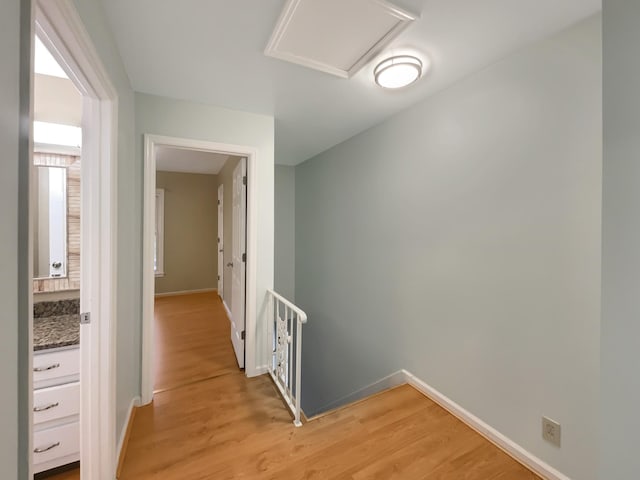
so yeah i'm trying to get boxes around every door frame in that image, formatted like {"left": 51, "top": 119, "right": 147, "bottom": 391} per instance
{"left": 142, "top": 134, "right": 258, "bottom": 404}
{"left": 217, "top": 183, "right": 224, "bottom": 299}
{"left": 34, "top": 1, "right": 118, "bottom": 478}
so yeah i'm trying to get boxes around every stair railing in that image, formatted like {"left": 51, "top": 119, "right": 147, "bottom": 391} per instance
{"left": 266, "top": 289, "right": 307, "bottom": 426}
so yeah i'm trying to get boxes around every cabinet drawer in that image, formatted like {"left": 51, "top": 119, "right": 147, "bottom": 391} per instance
{"left": 34, "top": 382, "right": 79, "bottom": 425}
{"left": 33, "top": 422, "right": 79, "bottom": 468}
{"left": 33, "top": 348, "right": 79, "bottom": 385}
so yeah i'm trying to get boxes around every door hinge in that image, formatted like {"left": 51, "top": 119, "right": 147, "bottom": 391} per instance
{"left": 217, "top": 200, "right": 220, "bottom": 205}
{"left": 241, "top": 330, "right": 245, "bottom": 340}
{"left": 80, "top": 312, "right": 91, "bottom": 324}
{"left": 242, "top": 175, "right": 247, "bottom": 186}
{"left": 217, "top": 275, "right": 220, "bottom": 280}
{"left": 242, "top": 252, "right": 246, "bottom": 262}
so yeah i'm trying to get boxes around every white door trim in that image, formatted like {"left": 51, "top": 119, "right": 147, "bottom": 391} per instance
{"left": 142, "top": 134, "right": 259, "bottom": 404}
{"left": 217, "top": 184, "right": 224, "bottom": 299}
{"left": 34, "top": 1, "right": 117, "bottom": 479}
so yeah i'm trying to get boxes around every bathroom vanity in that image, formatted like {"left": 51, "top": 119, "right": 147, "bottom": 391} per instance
{"left": 32, "top": 300, "right": 80, "bottom": 474}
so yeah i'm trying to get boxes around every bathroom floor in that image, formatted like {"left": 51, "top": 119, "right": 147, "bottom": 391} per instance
{"left": 44, "top": 468, "right": 78, "bottom": 480}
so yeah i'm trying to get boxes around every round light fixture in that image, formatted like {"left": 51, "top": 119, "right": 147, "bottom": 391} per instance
{"left": 374, "top": 55, "right": 423, "bottom": 89}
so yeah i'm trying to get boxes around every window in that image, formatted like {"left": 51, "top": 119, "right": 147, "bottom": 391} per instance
{"left": 34, "top": 121, "right": 82, "bottom": 149}
{"left": 155, "top": 188, "right": 165, "bottom": 276}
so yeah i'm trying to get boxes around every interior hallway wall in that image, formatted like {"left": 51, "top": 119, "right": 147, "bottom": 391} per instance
{"left": 155, "top": 171, "right": 218, "bottom": 294}
{"left": 1, "top": 0, "right": 30, "bottom": 476}
{"left": 601, "top": 0, "right": 640, "bottom": 477}
{"left": 275, "top": 165, "right": 295, "bottom": 300}
{"left": 295, "top": 15, "right": 601, "bottom": 480}
{"left": 72, "top": 0, "right": 140, "bottom": 445}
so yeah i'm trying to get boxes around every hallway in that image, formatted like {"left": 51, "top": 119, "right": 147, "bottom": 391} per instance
{"left": 116, "top": 291, "right": 540, "bottom": 479}
{"left": 44, "top": 291, "right": 541, "bottom": 479}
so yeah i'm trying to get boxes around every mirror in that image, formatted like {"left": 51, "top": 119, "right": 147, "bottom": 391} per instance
{"left": 33, "top": 165, "right": 67, "bottom": 279}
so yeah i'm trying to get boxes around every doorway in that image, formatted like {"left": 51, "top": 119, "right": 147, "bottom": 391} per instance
{"left": 33, "top": 1, "right": 117, "bottom": 479}
{"left": 142, "top": 135, "right": 255, "bottom": 404}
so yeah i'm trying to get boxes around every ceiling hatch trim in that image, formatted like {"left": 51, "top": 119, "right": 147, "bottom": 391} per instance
{"left": 265, "top": 0, "right": 417, "bottom": 79}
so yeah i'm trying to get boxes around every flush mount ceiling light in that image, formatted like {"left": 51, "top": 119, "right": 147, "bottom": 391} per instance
{"left": 374, "top": 55, "right": 422, "bottom": 89}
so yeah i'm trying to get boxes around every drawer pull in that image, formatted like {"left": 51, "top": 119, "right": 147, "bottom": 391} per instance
{"left": 34, "top": 442, "right": 60, "bottom": 454}
{"left": 33, "top": 363, "right": 60, "bottom": 372}
{"left": 33, "top": 402, "right": 59, "bottom": 412}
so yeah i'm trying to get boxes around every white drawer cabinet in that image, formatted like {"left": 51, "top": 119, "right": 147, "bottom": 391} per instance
{"left": 33, "top": 347, "right": 80, "bottom": 474}
{"left": 33, "top": 348, "right": 80, "bottom": 389}
{"left": 34, "top": 382, "right": 80, "bottom": 426}
{"left": 33, "top": 422, "right": 80, "bottom": 473}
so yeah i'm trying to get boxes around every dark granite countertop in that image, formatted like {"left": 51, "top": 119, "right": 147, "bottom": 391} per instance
{"left": 33, "top": 314, "right": 80, "bottom": 351}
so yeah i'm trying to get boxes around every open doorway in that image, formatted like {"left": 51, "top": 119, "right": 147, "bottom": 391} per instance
{"left": 143, "top": 137, "right": 251, "bottom": 402}
{"left": 32, "top": 2, "right": 117, "bottom": 478}
{"left": 31, "top": 32, "right": 83, "bottom": 479}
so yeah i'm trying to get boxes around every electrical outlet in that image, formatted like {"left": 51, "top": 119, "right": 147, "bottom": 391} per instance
{"left": 542, "top": 416, "right": 561, "bottom": 447}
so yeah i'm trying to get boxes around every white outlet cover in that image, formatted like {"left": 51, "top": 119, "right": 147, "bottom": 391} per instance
{"left": 542, "top": 416, "right": 561, "bottom": 447}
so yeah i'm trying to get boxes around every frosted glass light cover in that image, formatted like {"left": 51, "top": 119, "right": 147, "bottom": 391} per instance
{"left": 374, "top": 55, "right": 422, "bottom": 89}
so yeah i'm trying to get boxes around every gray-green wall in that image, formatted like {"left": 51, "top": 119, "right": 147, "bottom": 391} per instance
{"left": 1, "top": 0, "right": 31, "bottom": 477}
{"left": 296, "top": 15, "right": 601, "bottom": 480}
{"left": 601, "top": 1, "right": 640, "bottom": 477}
{"left": 275, "top": 166, "right": 296, "bottom": 300}
{"left": 71, "top": 0, "right": 140, "bottom": 443}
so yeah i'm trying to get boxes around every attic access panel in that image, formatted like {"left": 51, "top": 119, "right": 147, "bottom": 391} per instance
{"left": 265, "top": 0, "right": 417, "bottom": 78}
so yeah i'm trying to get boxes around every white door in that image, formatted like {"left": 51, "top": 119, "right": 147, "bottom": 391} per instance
{"left": 230, "top": 158, "right": 247, "bottom": 368}
{"left": 217, "top": 184, "right": 224, "bottom": 299}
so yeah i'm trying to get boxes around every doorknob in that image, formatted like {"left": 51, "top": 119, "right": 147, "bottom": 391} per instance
{"left": 227, "top": 262, "right": 233, "bottom": 267}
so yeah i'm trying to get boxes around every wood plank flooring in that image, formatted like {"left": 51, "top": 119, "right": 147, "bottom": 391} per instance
{"left": 41, "top": 469, "right": 79, "bottom": 480}
{"left": 154, "top": 292, "right": 240, "bottom": 393}
{"left": 118, "top": 291, "right": 541, "bottom": 480}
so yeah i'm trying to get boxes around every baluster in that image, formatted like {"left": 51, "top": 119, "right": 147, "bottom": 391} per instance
{"left": 276, "top": 299, "right": 281, "bottom": 381}
{"left": 285, "top": 305, "right": 290, "bottom": 396}
{"left": 294, "top": 314, "right": 303, "bottom": 427}
{"left": 271, "top": 293, "right": 276, "bottom": 372}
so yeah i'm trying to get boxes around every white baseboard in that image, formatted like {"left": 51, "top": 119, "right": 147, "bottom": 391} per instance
{"left": 116, "top": 396, "right": 140, "bottom": 469}
{"left": 401, "top": 370, "right": 570, "bottom": 480}
{"left": 253, "top": 364, "right": 269, "bottom": 376}
{"left": 309, "top": 370, "right": 407, "bottom": 418}
{"left": 222, "top": 300, "right": 232, "bottom": 322}
{"left": 154, "top": 287, "right": 217, "bottom": 297}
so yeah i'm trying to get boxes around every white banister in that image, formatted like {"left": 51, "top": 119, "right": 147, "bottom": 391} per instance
{"left": 266, "top": 289, "right": 307, "bottom": 426}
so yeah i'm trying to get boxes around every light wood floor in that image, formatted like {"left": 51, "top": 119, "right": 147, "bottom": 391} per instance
{"left": 117, "top": 291, "right": 541, "bottom": 480}
{"left": 154, "top": 292, "right": 239, "bottom": 393}
{"left": 41, "top": 469, "right": 79, "bottom": 480}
